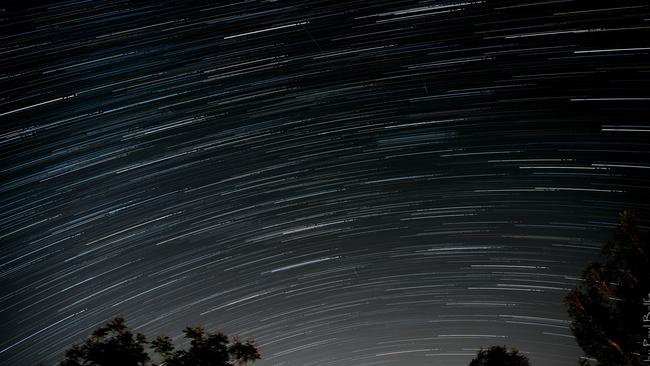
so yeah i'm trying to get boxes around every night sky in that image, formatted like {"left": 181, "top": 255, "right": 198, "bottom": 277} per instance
{"left": 2, "top": 1, "right": 650, "bottom": 365}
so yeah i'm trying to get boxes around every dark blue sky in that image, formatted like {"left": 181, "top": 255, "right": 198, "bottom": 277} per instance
{"left": 1, "top": 1, "right": 649, "bottom": 365}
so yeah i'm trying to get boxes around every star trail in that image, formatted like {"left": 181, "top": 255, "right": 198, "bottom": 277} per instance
{"left": 1, "top": 1, "right": 649, "bottom": 365}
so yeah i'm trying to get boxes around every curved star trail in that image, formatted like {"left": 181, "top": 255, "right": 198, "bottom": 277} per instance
{"left": 1, "top": 1, "right": 649, "bottom": 365}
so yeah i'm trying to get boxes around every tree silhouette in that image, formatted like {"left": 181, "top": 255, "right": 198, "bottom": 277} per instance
{"left": 151, "top": 326, "right": 260, "bottom": 366}
{"left": 61, "top": 318, "right": 149, "bottom": 366}
{"left": 468, "top": 346, "right": 530, "bottom": 366}
{"left": 564, "top": 211, "right": 649, "bottom": 366}
{"left": 61, "top": 318, "right": 260, "bottom": 366}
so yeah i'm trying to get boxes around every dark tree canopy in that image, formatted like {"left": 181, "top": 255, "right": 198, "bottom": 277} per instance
{"left": 151, "top": 326, "right": 260, "bottom": 366}
{"left": 564, "top": 211, "right": 649, "bottom": 366}
{"left": 61, "top": 318, "right": 149, "bottom": 366}
{"left": 61, "top": 318, "right": 260, "bottom": 366}
{"left": 468, "top": 346, "right": 531, "bottom": 366}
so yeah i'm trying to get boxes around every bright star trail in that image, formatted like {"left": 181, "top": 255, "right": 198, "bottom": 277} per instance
{"left": 1, "top": 1, "right": 649, "bottom": 366}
